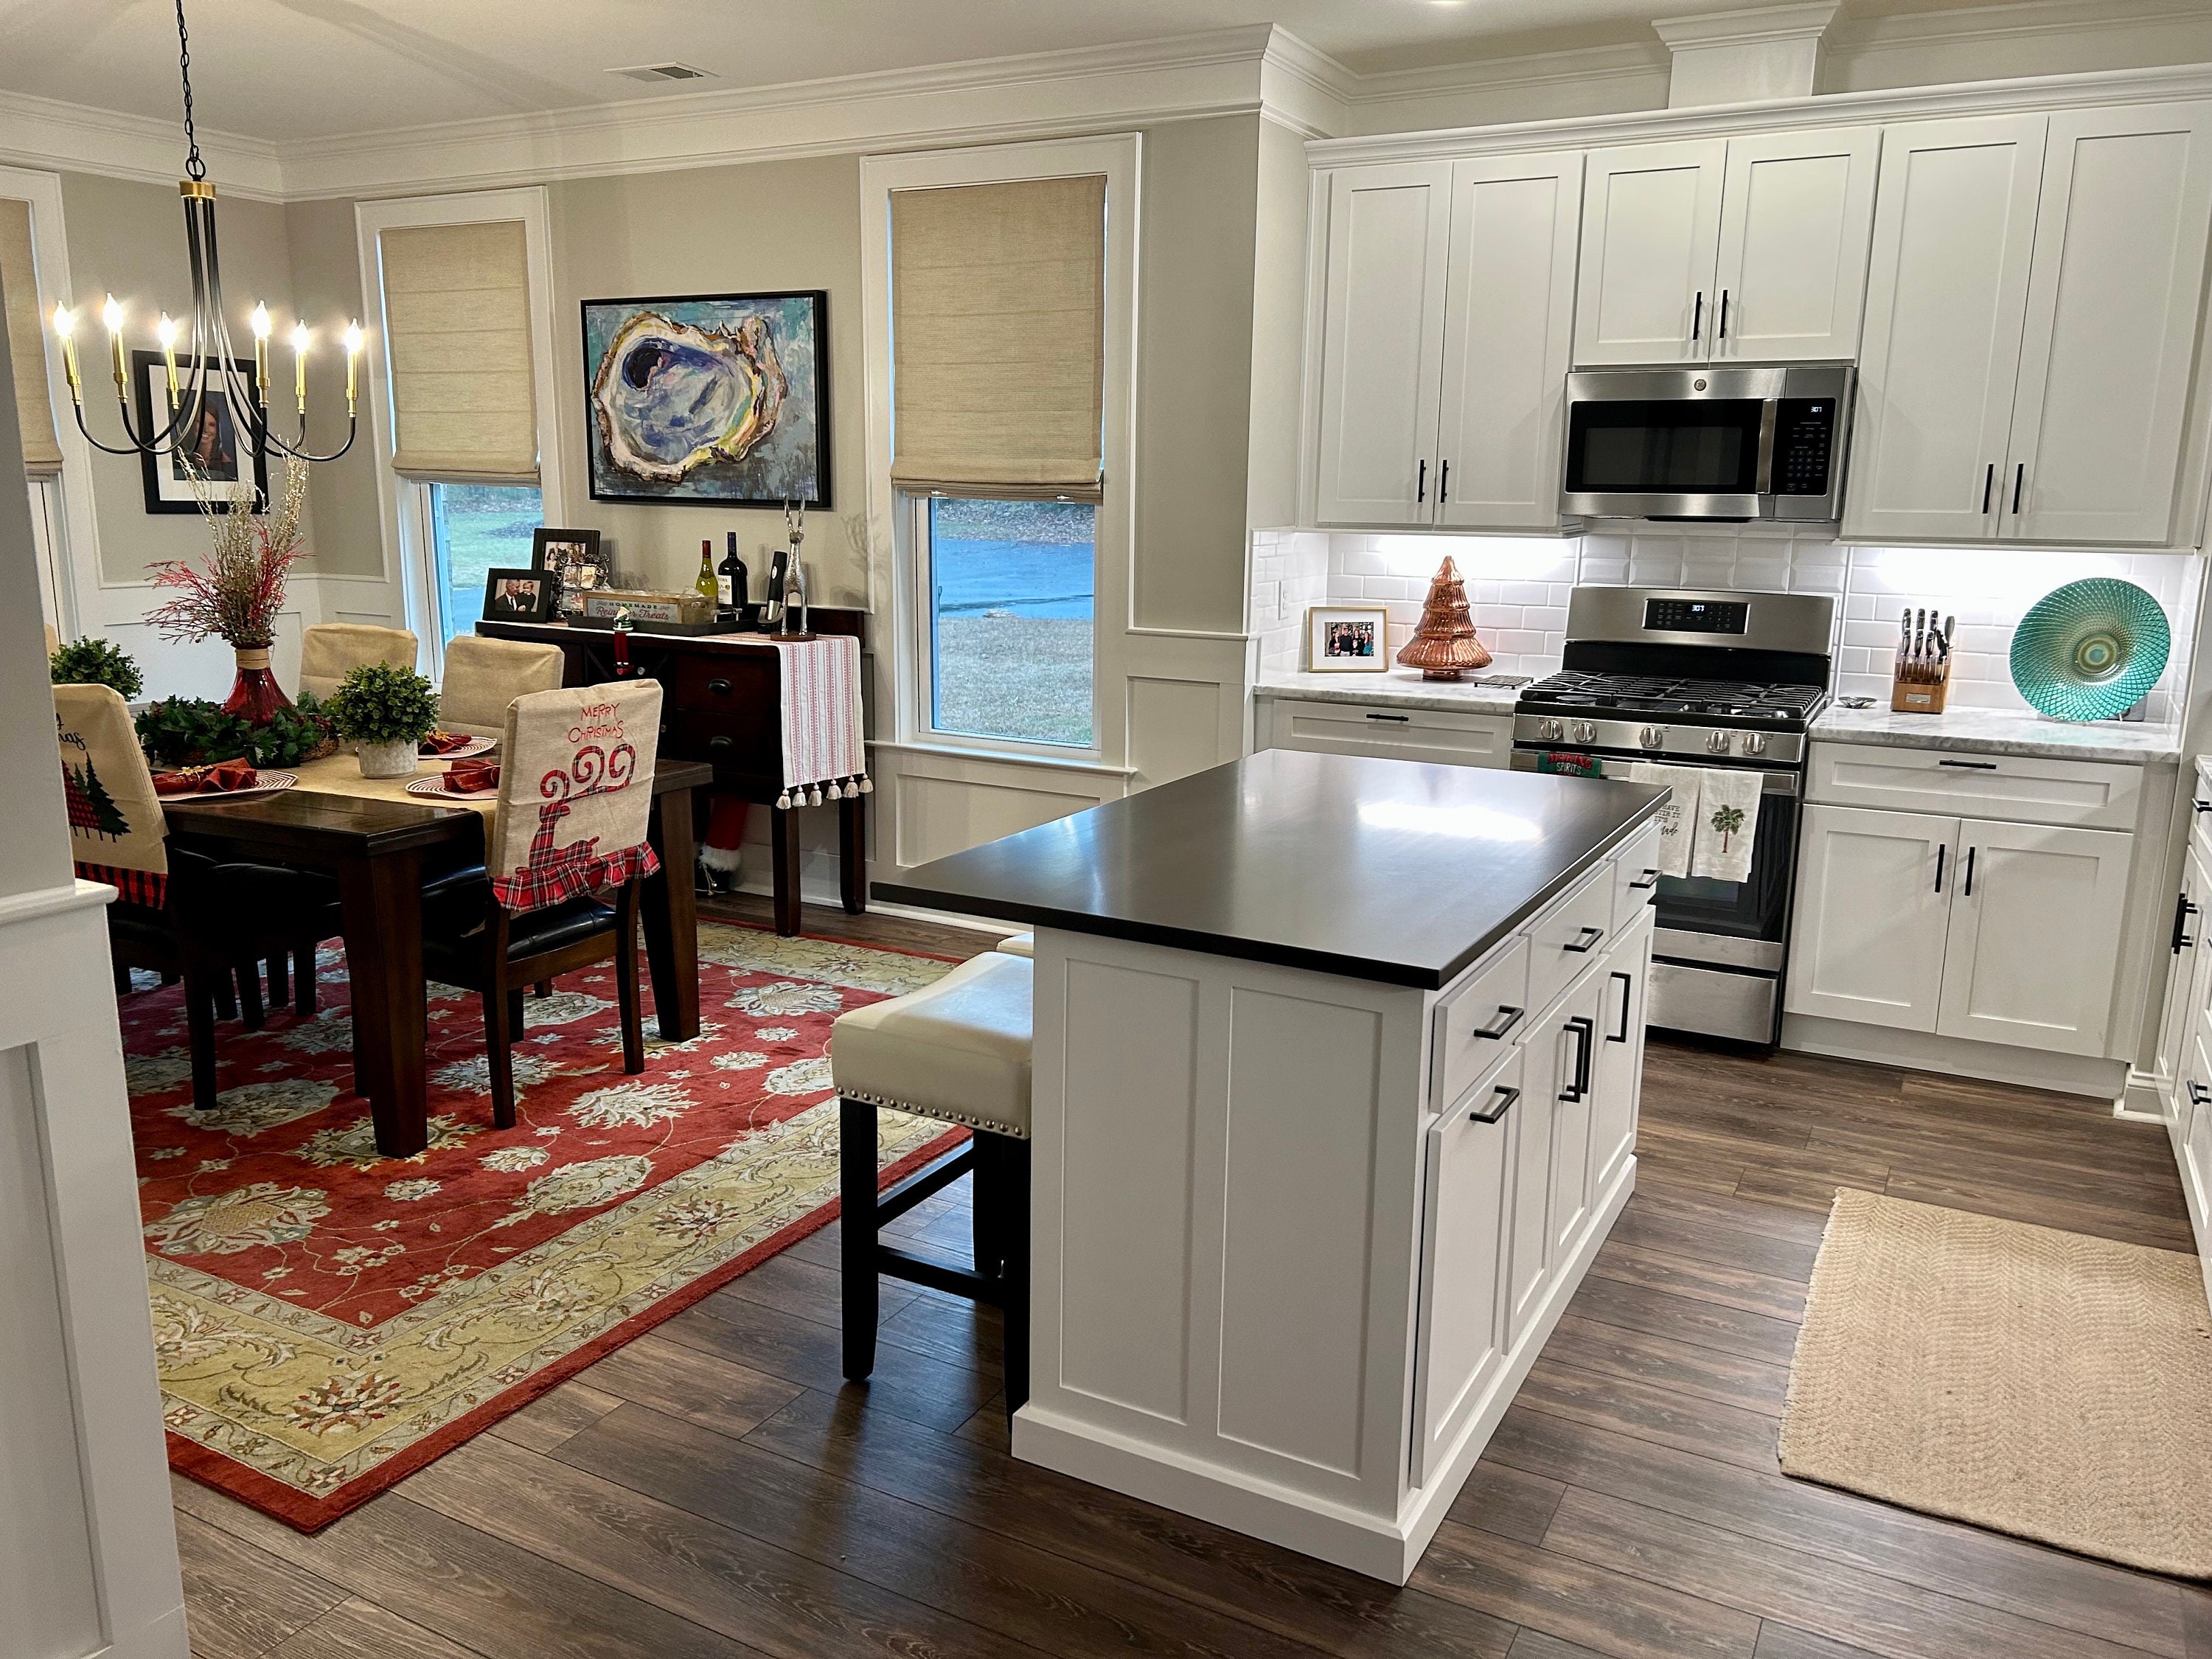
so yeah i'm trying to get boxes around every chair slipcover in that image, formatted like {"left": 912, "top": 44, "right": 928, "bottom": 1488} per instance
{"left": 437, "top": 634, "right": 565, "bottom": 737}
{"left": 299, "top": 623, "right": 417, "bottom": 701}
{"left": 490, "top": 681, "right": 663, "bottom": 914}
{"left": 55, "top": 682, "right": 168, "bottom": 905}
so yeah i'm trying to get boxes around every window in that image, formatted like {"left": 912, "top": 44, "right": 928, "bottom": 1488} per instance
{"left": 925, "top": 497, "right": 1095, "bottom": 747}
{"left": 428, "top": 481, "right": 542, "bottom": 641}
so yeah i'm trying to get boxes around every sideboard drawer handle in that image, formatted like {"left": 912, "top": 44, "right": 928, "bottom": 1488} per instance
{"left": 2194, "top": 799, "right": 2212, "bottom": 815}
{"left": 2191, "top": 1081, "right": 2210, "bottom": 1108}
{"left": 1628, "top": 869, "right": 1659, "bottom": 890}
{"left": 1562, "top": 924, "right": 1605, "bottom": 954}
{"left": 1364, "top": 712, "right": 1410, "bottom": 723}
{"left": 1937, "top": 759, "right": 1998, "bottom": 771}
{"left": 1470, "top": 1084, "right": 1520, "bottom": 1124}
{"left": 707, "top": 678, "right": 732, "bottom": 695}
{"left": 1472, "top": 1004, "right": 1523, "bottom": 1040}
{"left": 707, "top": 734, "right": 734, "bottom": 751}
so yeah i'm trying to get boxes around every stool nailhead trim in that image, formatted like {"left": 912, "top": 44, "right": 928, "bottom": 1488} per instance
{"left": 835, "top": 1085, "right": 1029, "bottom": 1140}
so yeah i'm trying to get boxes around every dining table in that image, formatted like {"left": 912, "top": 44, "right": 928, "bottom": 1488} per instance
{"left": 160, "top": 751, "right": 712, "bottom": 1157}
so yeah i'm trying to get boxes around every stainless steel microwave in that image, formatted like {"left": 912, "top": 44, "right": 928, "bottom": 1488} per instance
{"left": 1561, "top": 364, "right": 1854, "bottom": 523}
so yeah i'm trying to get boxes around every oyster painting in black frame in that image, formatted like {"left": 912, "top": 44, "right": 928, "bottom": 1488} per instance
{"left": 582, "top": 291, "right": 829, "bottom": 508}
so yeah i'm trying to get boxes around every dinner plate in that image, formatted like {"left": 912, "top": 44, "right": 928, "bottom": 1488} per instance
{"left": 419, "top": 734, "right": 497, "bottom": 759}
{"left": 405, "top": 774, "right": 499, "bottom": 801}
{"left": 159, "top": 771, "right": 299, "bottom": 802}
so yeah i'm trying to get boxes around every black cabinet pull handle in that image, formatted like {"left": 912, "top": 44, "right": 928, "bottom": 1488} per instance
{"left": 1562, "top": 1016, "right": 1594, "bottom": 1102}
{"left": 1470, "top": 1084, "right": 1520, "bottom": 1124}
{"left": 2011, "top": 463, "right": 2025, "bottom": 515}
{"left": 1609, "top": 971, "right": 1632, "bottom": 1043}
{"left": 707, "top": 677, "right": 732, "bottom": 695}
{"left": 1691, "top": 290, "right": 1704, "bottom": 341}
{"left": 1717, "top": 289, "right": 1729, "bottom": 340}
{"left": 707, "top": 734, "right": 734, "bottom": 751}
{"left": 1365, "top": 712, "right": 1410, "bottom": 723}
{"left": 1938, "top": 759, "right": 1997, "bottom": 771}
{"left": 1981, "top": 463, "right": 1994, "bottom": 512}
{"left": 1562, "top": 924, "right": 1605, "bottom": 954}
{"left": 2174, "top": 893, "right": 2198, "bottom": 953}
{"left": 1629, "top": 869, "right": 1659, "bottom": 891}
{"left": 1963, "top": 846, "right": 1976, "bottom": 897}
{"left": 1933, "top": 844, "right": 1945, "bottom": 894}
{"left": 2191, "top": 1081, "right": 2211, "bottom": 1108}
{"left": 1474, "top": 1004, "right": 1523, "bottom": 1040}
{"left": 2193, "top": 799, "right": 2211, "bottom": 814}
{"left": 1417, "top": 459, "right": 1427, "bottom": 503}
{"left": 1439, "top": 459, "right": 1449, "bottom": 504}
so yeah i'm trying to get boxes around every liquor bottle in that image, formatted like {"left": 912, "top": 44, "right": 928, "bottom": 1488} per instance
{"left": 717, "top": 531, "right": 747, "bottom": 618}
{"left": 694, "top": 540, "right": 717, "bottom": 607}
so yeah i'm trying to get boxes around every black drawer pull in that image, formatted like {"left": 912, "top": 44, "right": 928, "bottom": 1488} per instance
{"left": 1609, "top": 970, "right": 1633, "bottom": 1043}
{"left": 1938, "top": 759, "right": 1998, "bottom": 771}
{"left": 2175, "top": 894, "right": 2198, "bottom": 954}
{"left": 707, "top": 677, "right": 732, "bottom": 695}
{"left": 1365, "top": 712, "right": 1410, "bottom": 723}
{"left": 2194, "top": 799, "right": 2212, "bottom": 815}
{"left": 1470, "top": 1084, "right": 1520, "bottom": 1124}
{"left": 1561, "top": 1016, "right": 1594, "bottom": 1102}
{"left": 707, "top": 734, "right": 734, "bottom": 751}
{"left": 1562, "top": 924, "right": 1605, "bottom": 954}
{"left": 2191, "top": 1081, "right": 2210, "bottom": 1108}
{"left": 1628, "top": 868, "right": 1659, "bottom": 891}
{"left": 1473, "top": 1004, "right": 1523, "bottom": 1040}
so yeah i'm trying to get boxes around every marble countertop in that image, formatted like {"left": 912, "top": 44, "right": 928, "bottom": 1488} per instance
{"left": 1809, "top": 703, "right": 2181, "bottom": 765}
{"left": 1253, "top": 667, "right": 1525, "bottom": 714}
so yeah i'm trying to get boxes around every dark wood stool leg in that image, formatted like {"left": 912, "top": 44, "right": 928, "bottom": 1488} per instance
{"left": 840, "top": 1096, "right": 880, "bottom": 1383}
{"left": 212, "top": 972, "right": 237, "bottom": 1021}
{"left": 1001, "top": 1134, "right": 1032, "bottom": 1416}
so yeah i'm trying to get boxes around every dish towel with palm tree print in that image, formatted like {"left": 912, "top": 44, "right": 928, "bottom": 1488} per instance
{"left": 1691, "top": 767, "right": 1761, "bottom": 883}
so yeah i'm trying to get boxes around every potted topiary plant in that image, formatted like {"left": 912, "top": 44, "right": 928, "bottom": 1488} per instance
{"left": 325, "top": 661, "right": 439, "bottom": 779}
{"left": 49, "top": 636, "right": 145, "bottom": 700}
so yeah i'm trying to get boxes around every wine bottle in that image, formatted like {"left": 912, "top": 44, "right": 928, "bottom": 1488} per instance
{"left": 695, "top": 540, "right": 717, "bottom": 606}
{"left": 718, "top": 531, "right": 747, "bottom": 617}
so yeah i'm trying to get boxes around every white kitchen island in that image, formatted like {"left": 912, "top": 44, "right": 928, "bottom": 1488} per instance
{"left": 880, "top": 750, "right": 1666, "bottom": 1582}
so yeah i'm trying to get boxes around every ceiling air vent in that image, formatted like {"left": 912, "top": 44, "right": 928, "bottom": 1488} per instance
{"left": 608, "top": 62, "right": 716, "bottom": 83}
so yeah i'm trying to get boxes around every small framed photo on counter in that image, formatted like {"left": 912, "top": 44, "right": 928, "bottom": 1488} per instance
{"left": 483, "top": 566, "right": 557, "bottom": 623}
{"left": 1307, "top": 605, "right": 1390, "bottom": 672}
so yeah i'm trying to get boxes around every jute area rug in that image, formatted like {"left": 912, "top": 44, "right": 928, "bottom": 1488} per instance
{"left": 128, "top": 922, "right": 961, "bottom": 1531}
{"left": 1781, "top": 1187, "right": 2212, "bottom": 1577}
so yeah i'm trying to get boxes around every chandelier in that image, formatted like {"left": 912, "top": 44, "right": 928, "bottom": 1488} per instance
{"left": 46, "top": 0, "right": 360, "bottom": 473}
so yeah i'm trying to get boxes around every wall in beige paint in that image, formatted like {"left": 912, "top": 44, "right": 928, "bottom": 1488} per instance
{"left": 1245, "top": 114, "right": 1310, "bottom": 544}
{"left": 284, "top": 195, "right": 382, "bottom": 581}
{"left": 58, "top": 173, "right": 305, "bottom": 586}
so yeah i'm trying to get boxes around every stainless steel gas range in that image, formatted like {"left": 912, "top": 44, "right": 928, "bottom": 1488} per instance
{"left": 1509, "top": 585, "right": 1837, "bottom": 1048}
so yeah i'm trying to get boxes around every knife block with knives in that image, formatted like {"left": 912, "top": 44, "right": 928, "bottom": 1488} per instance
{"left": 1891, "top": 608, "right": 1955, "bottom": 714}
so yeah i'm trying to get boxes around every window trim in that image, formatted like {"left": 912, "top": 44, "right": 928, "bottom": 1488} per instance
{"left": 861, "top": 135, "right": 1140, "bottom": 766}
{"left": 354, "top": 187, "right": 565, "bottom": 675}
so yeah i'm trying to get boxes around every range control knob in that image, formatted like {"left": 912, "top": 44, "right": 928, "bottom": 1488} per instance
{"left": 1536, "top": 717, "right": 1562, "bottom": 741}
{"left": 1705, "top": 730, "right": 1733, "bottom": 755}
{"left": 1638, "top": 725, "right": 1665, "bottom": 750}
{"left": 1742, "top": 731, "right": 1769, "bottom": 757}
{"left": 1573, "top": 720, "right": 1597, "bottom": 745}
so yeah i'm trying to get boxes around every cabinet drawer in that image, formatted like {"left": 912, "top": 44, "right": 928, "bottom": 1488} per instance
{"left": 1808, "top": 742, "right": 2141, "bottom": 830}
{"left": 1434, "top": 935, "right": 1532, "bottom": 1107}
{"left": 1612, "top": 822, "right": 1663, "bottom": 930}
{"left": 1265, "top": 698, "right": 1511, "bottom": 769}
{"left": 1527, "top": 865, "right": 1615, "bottom": 1018}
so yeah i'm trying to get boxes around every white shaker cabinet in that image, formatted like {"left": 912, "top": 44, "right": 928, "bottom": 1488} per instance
{"left": 2154, "top": 845, "right": 2204, "bottom": 1115}
{"left": 1436, "top": 152, "right": 1584, "bottom": 529}
{"left": 2002, "top": 102, "right": 2212, "bottom": 546}
{"left": 1573, "top": 128, "right": 1877, "bottom": 366}
{"left": 1934, "top": 820, "right": 2133, "bottom": 1056}
{"left": 1312, "top": 162, "right": 1453, "bottom": 526}
{"left": 1787, "top": 804, "right": 1955, "bottom": 1033}
{"left": 1845, "top": 114, "right": 2048, "bottom": 543}
{"left": 1591, "top": 909, "right": 1654, "bottom": 1197}
{"left": 1573, "top": 139, "right": 1726, "bottom": 365}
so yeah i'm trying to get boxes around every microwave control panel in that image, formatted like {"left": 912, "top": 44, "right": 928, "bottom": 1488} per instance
{"left": 1774, "top": 399, "right": 1837, "bottom": 497}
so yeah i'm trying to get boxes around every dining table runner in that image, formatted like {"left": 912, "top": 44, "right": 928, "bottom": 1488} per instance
{"left": 743, "top": 632, "right": 869, "bottom": 808}
{"left": 289, "top": 752, "right": 503, "bottom": 828}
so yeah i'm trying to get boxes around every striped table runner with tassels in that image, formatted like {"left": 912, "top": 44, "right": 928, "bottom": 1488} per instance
{"left": 768, "top": 633, "right": 870, "bottom": 808}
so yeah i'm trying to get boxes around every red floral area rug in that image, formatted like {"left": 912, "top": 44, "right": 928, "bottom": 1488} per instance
{"left": 126, "top": 921, "right": 961, "bottom": 1531}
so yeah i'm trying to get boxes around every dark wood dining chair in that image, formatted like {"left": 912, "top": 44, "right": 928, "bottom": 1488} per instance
{"left": 418, "top": 680, "right": 666, "bottom": 1127}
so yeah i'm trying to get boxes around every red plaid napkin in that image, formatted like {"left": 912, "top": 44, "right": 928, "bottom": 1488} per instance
{"left": 420, "top": 731, "right": 474, "bottom": 756}
{"left": 445, "top": 760, "right": 500, "bottom": 795}
{"left": 153, "top": 759, "right": 260, "bottom": 796}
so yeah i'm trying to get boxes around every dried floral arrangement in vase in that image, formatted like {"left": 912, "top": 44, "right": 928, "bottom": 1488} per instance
{"left": 1396, "top": 557, "right": 1493, "bottom": 681}
{"left": 145, "top": 456, "right": 310, "bottom": 723}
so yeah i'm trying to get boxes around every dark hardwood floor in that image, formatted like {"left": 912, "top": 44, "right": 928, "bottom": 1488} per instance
{"left": 174, "top": 894, "right": 2212, "bottom": 1658}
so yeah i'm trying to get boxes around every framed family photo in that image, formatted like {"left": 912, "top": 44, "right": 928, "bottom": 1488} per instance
{"left": 530, "top": 526, "right": 606, "bottom": 616}
{"left": 1306, "top": 605, "right": 1390, "bottom": 673}
{"left": 133, "top": 351, "right": 268, "bottom": 514}
{"left": 483, "top": 566, "right": 557, "bottom": 622}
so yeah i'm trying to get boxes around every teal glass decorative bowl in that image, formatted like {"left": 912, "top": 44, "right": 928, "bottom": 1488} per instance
{"left": 2008, "top": 578, "right": 2170, "bottom": 722}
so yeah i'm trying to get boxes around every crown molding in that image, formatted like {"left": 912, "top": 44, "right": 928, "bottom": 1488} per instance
{"left": 1825, "top": 0, "right": 2212, "bottom": 55}
{"left": 1308, "top": 55, "right": 2212, "bottom": 164}
{"left": 1652, "top": 2, "right": 1840, "bottom": 52}
{"left": 0, "top": 86, "right": 282, "bottom": 201}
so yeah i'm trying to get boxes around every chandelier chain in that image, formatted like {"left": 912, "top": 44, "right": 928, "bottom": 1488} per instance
{"left": 175, "top": 0, "right": 205, "bottom": 181}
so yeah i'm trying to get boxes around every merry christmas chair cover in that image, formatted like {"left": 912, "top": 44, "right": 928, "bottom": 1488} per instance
{"left": 54, "top": 682, "right": 170, "bottom": 905}
{"left": 490, "top": 681, "right": 663, "bottom": 914}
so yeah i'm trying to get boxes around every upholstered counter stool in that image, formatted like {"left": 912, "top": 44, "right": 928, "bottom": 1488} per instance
{"left": 831, "top": 950, "right": 1032, "bottom": 1412}
{"left": 994, "top": 933, "right": 1034, "bottom": 957}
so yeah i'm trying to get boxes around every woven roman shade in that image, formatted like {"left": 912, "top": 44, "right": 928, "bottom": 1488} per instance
{"left": 1, "top": 198, "right": 64, "bottom": 479}
{"left": 890, "top": 175, "right": 1105, "bottom": 499}
{"left": 378, "top": 220, "right": 538, "bottom": 484}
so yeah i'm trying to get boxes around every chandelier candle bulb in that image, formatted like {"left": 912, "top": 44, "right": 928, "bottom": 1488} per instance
{"left": 50, "top": 305, "right": 80, "bottom": 401}
{"left": 343, "top": 319, "right": 361, "bottom": 410}
{"left": 291, "top": 323, "right": 309, "bottom": 414}
{"left": 156, "top": 313, "right": 180, "bottom": 409}
{"left": 101, "top": 293, "right": 126, "bottom": 395}
{"left": 249, "top": 302, "right": 271, "bottom": 398}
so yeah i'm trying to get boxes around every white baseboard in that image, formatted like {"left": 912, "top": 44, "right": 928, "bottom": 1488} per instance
{"left": 2114, "top": 1067, "right": 2168, "bottom": 1124}
{"left": 1780, "top": 1014, "right": 2129, "bottom": 1102}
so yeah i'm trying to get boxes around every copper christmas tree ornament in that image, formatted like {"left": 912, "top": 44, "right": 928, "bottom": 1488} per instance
{"left": 1395, "top": 557, "right": 1493, "bottom": 680}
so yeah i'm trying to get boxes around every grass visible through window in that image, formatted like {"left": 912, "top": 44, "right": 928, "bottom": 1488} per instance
{"left": 928, "top": 498, "right": 1095, "bottom": 748}
{"left": 431, "top": 482, "right": 543, "bottom": 642}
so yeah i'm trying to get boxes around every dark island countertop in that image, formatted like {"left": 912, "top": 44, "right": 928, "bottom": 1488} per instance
{"left": 874, "top": 750, "right": 1667, "bottom": 990}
